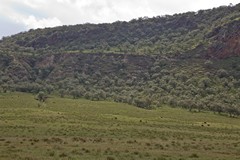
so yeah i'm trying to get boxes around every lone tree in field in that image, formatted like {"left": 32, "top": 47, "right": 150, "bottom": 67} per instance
{"left": 36, "top": 91, "right": 47, "bottom": 103}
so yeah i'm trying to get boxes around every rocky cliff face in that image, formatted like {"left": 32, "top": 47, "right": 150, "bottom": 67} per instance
{"left": 207, "top": 20, "right": 240, "bottom": 58}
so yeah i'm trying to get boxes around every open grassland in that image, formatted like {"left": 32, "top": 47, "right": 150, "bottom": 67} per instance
{"left": 0, "top": 92, "right": 240, "bottom": 160}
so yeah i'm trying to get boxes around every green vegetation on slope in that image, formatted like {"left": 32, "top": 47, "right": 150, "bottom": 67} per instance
{"left": 0, "top": 4, "right": 240, "bottom": 114}
{"left": 0, "top": 53, "right": 240, "bottom": 115}
{"left": 0, "top": 92, "right": 240, "bottom": 160}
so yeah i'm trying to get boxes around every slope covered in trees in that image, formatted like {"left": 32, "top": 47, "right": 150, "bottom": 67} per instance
{"left": 0, "top": 4, "right": 240, "bottom": 115}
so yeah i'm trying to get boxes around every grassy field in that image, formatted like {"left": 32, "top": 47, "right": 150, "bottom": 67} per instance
{"left": 0, "top": 92, "right": 240, "bottom": 160}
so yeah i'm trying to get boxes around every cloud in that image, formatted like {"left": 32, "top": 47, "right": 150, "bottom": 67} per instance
{"left": 12, "top": 15, "right": 62, "bottom": 30}
{"left": 22, "top": 0, "right": 47, "bottom": 9}
{"left": 17, "top": 0, "right": 239, "bottom": 24}
{"left": 0, "top": 0, "right": 239, "bottom": 38}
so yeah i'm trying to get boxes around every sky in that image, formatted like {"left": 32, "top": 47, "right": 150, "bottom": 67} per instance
{"left": 0, "top": 0, "right": 239, "bottom": 39}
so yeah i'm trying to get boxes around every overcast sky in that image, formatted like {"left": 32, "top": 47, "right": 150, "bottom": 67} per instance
{"left": 0, "top": 0, "right": 239, "bottom": 38}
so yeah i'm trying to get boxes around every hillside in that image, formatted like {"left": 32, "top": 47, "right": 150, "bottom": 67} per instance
{"left": 0, "top": 4, "right": 240, "bottom": 115}
{"left": 0, "top": 3, "right": 240, "bottom": 57}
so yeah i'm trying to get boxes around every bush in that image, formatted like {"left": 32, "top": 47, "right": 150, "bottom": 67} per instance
{"left": 134, "top": 97, "right": 151, "bottom": 109}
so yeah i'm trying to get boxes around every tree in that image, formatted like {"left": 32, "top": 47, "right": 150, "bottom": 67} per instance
{"left": 198, "top": 78, "right": 211, "bottom": 89}
{"left": 36, "top": 91, "right": 47, "bottom": 102}
{"left": 70, "top": 87, "right": 86, "bottom": 99}
{"left": 204, "top": 60, "right": 213, "bottom": 69}
{"left": 217, "top": 69, "right": 228, "bottom": 78}
{"left": 134, "top": 97, "right": 151, "bottom": 109}
{"left": 2, "top": 84, "right": 9, "bottom": 93}
{"left": 210, "top": 102, "right": 224, "bottom": 114}
{"left": 225, "top": 105, "right": 240, "bottom": 117}
{"left": 70, "top": 89, "right": 80, "bottom": 99}
{"left": 59, "top": 89, "right": 65, "bottom": 98}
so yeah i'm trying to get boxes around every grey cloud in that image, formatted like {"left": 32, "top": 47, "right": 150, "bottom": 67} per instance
{"left": 11, "top": 1, "right": 46, "bottom": 18}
